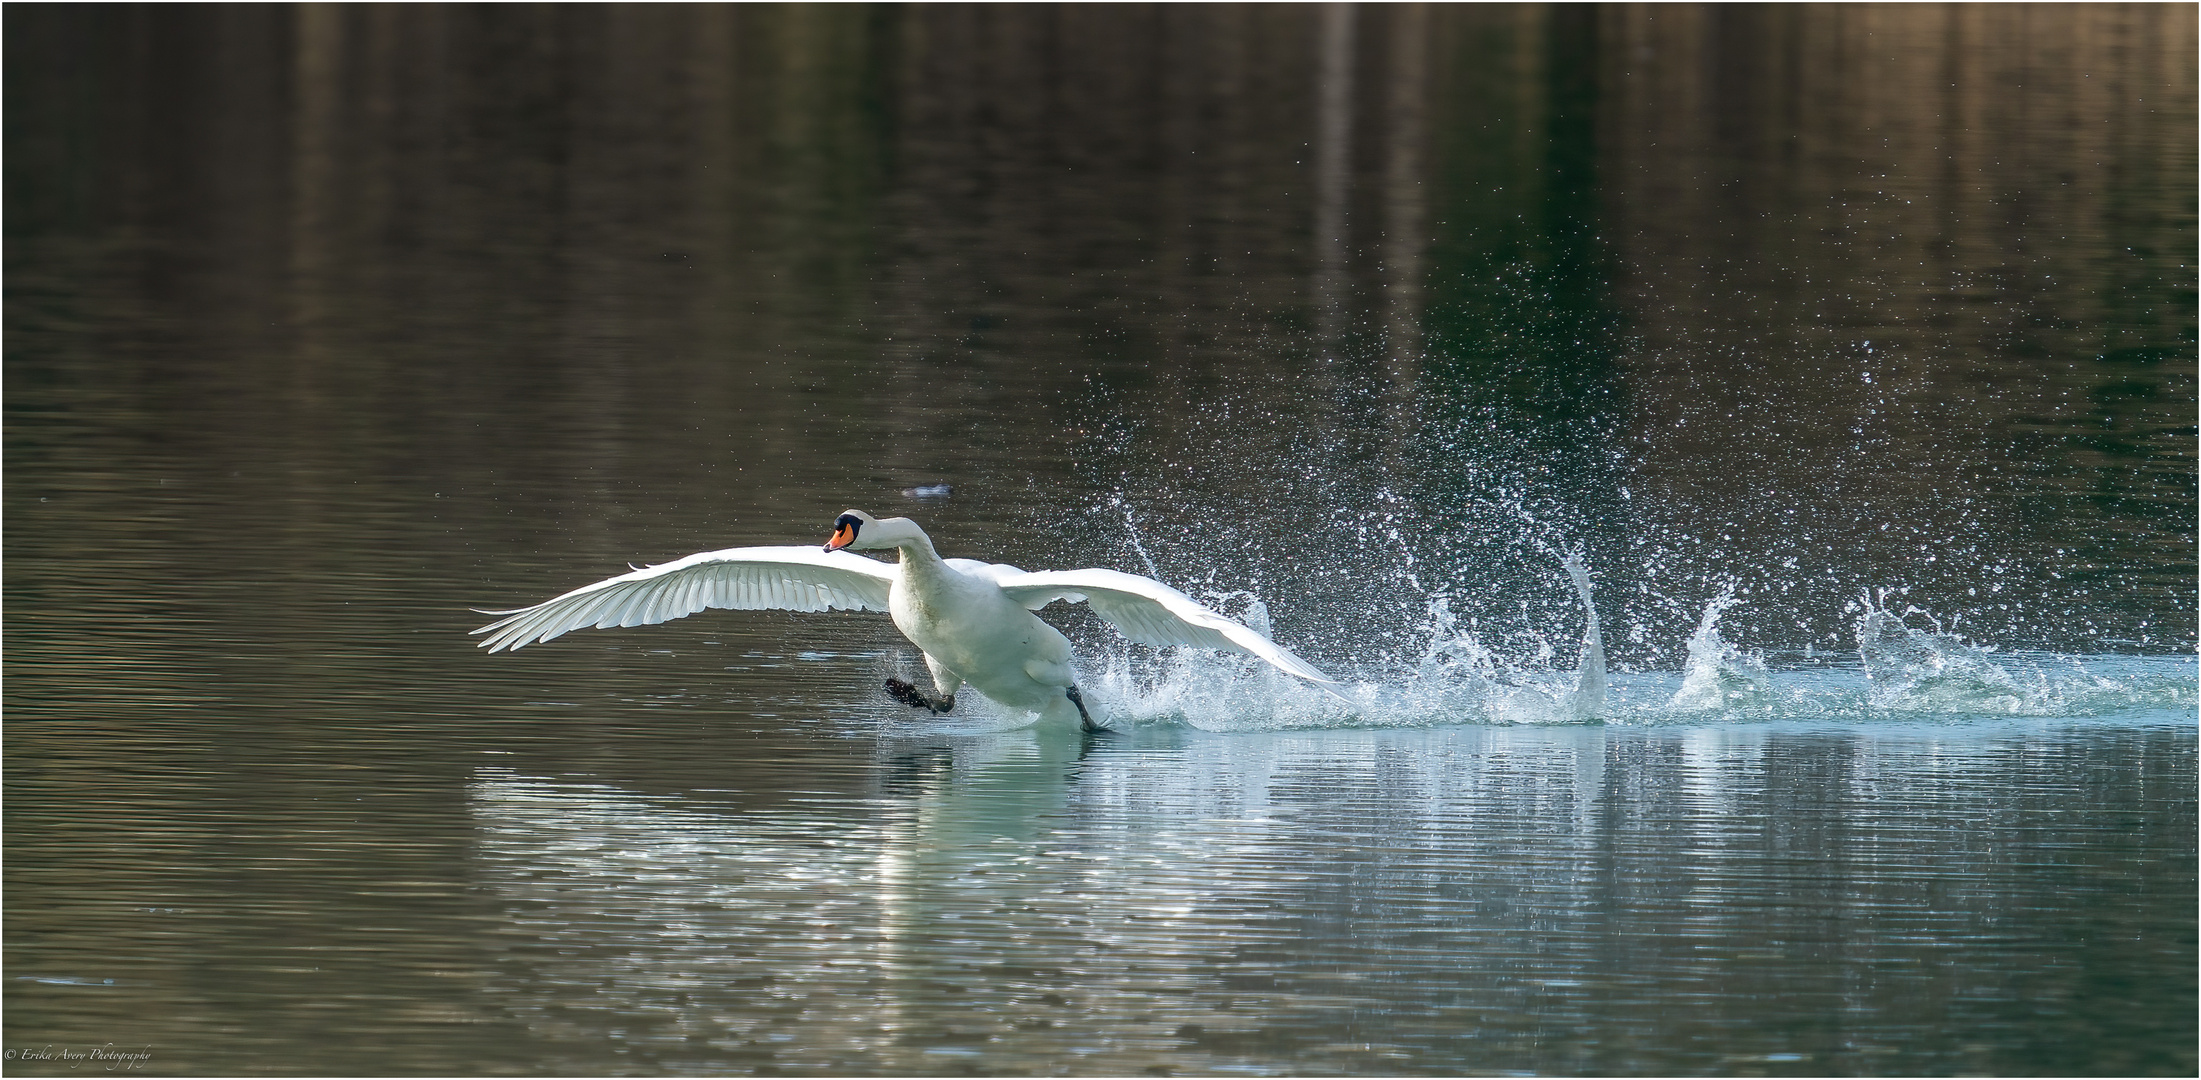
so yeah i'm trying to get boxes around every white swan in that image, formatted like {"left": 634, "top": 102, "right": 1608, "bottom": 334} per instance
{"left": 473, "top": 510, "right": 1342, "bottom": 730}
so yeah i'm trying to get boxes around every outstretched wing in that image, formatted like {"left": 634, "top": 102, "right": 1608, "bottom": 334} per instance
{"left": 996, "top": 568, "right": 1338, "bottom": 685}
{"left": 472, "top": 546, "right": 896, "bottom": 653}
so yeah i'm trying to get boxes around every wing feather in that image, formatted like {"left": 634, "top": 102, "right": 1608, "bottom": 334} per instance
{"left": 593, "top": 582, "right": 638, "bottom": 628}
{"left": 609, "top": 579, "right": 657, "bottom": 628}
{"left": 997, "top": 568, "right": 1337, "bottom": 685}
{"left": 640, "top": 575, "right": 683, "bottom": 625}
{"left": 675, "top": 574, "right": 706, "bottom": 621}
{"left": 663, "top": 574, "right": 700, "bottom": 622}
{"left": 473, "top": 546, "right": 896, "bottom": 653}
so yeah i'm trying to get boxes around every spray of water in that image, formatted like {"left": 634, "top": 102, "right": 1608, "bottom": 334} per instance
{"left": 1559, "top": 552, "right": 1607, "bottom": 720}
{"left": 1108, "top": 490, "right": 1164, "bottom": 581}
{"left": 1061, "top": 539, "right": 1616, "bottom": 733}
{"left": 1035, "top": 551, "right": 2192, "bottom": 733}
{"left": 1853, "top": 589, "right": 2027, "bottom": 712}
{"left": 1669, "top": 589, "right": 1770, "bottom": 714}
{"left": 1034, "top": 463, "right": 2189, "bottom": 732}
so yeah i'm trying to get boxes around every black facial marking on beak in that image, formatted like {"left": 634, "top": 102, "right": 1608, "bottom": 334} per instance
{"left": 825, "top": 513, "right": 862, "bottom": 552}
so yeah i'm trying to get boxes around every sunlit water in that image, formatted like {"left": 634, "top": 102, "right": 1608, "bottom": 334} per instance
{"left": 7, "top": 5, "right": 2195, "bottom": 1077}
{"left": 462, "top": 713, "right": 2192, "bottom": 1077}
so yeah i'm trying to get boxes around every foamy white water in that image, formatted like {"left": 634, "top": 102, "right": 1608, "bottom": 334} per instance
{"left": 1033, "top": 569, "right": 2198, "bottom": 734}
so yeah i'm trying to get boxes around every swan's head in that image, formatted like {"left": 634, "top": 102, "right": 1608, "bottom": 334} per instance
{"left": 824, "top": 510, "right": 873, "bottom": 552}
{"left": 824, "top": 509, "right": 928, "bottom": 553}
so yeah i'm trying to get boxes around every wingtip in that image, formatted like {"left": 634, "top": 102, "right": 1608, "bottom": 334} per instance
{"left": 469, "top": 612, "right": 530, "bottom": 651}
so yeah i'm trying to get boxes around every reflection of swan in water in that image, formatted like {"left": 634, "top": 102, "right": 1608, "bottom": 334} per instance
{"left": 475, "top": 510, "right": 1343, "bottom": 730}
{"left": 464, "top": 724, "right": 1622, "bottom": 1071}
{"left": 466, "top": 730, "right": 1099, "bottom": 1065}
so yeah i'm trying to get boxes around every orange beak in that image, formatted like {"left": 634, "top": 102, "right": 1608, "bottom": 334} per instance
{"left": 824, "top": 523, "right": 856, "bottom": 551}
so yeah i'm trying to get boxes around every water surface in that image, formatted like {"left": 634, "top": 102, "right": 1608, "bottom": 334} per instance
{"left": 6, "top": 4, "right": 2195, "bottom": 1076}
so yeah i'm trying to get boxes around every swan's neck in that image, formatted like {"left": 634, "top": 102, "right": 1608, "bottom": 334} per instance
{"left": 893, "top": 534, "right": 942, "bottom": 567}
{"left": 872, "top": 519, "right": 943, "bottom": 573}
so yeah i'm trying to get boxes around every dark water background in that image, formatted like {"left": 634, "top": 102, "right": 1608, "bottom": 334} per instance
{"left": 6, "top": 4, "right": 2195, "bottom": 1075}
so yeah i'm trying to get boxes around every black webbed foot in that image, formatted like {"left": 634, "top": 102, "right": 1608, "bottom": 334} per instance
{"left": 885, "top": 677, "right": 955, "bottom": 714}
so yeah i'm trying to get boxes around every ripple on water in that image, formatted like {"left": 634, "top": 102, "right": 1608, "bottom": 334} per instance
{"left": 452, "top": 718, "right": 2195, "bottom": 1075}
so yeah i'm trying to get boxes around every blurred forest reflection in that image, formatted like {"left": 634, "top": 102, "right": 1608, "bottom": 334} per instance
{"left": 7, "top": 3, "right": 2194, "bottom": 665}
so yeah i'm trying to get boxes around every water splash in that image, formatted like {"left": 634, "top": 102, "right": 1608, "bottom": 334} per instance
{"left": 959, "top": 493, "right": 2190, "bottom": 732}
{"left": 1197, "top": 590, "right": 1272, "bottom": 638}
{"left": 1029, "top": 580, "right": 2196, "bottom": 734}
{"left": 1559, "top": 553, "right": 1607, "bottom": 720}
{"left": 1855, "top": 590, "right": 2025, "bottom": 712}
{"left": 1068, "top": 547, "right": 1613, "bottom": 733}
{"left": 1108, "top": 490, "right": 1164, "bottom": 580}
{"left": 1670, "top": 590, "right": 1770, "bottom": 714}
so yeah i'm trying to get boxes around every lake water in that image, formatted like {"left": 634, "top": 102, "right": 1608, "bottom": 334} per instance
{"left": 6, "top": 5, "right": 2195, "bottom": 1076}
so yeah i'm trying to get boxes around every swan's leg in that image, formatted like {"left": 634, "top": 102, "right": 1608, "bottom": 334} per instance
{"left": 885, "top": 678, "right": 955, "bottom": 714}
{"left": 1065, "top": 685, "right": 1100, "bottom": 733}
{"left": 886, "top": 656, "right": 960, "bottom": 714}
{"left": 924, "top": 655, "right": 964, "bottom": 704}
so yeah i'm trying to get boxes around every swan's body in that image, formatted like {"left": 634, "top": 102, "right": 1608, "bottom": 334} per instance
{"left": 473, "top": 510, "right": 1340, "bottom": 730}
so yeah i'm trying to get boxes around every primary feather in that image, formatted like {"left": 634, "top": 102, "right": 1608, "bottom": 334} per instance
{"left": 472, "top": 546, "right": 894, "bottom": 653}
